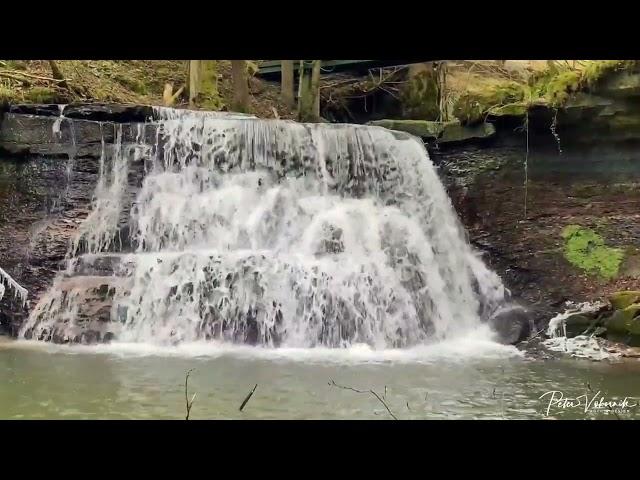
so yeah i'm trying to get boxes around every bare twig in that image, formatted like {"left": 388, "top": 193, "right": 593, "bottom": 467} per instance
{"left": 184, "top": 368, "right": 196, "bottom": 420}
{"left": 239, "top": 384, "right": 258, "bottom": 412}
{"left": 329, "top": 379, "right": 398, "bottom": 420}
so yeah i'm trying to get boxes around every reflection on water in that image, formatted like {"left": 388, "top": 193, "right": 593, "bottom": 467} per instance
{"left": 1, "top": 338, "right": 639, "bottom": 420}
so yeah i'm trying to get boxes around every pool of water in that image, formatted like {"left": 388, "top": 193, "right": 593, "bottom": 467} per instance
{"left": 2, "top": 337, "right": 639, "bottom": 420}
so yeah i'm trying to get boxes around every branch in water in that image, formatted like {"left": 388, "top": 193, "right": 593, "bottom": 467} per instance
{"left": 239, "top": 384, "right": 258, "bottom": 412}
{"left": 329, "top": 379, "right": 398, "bottom": 420}
{"left": 184, "top": 368, "right": 196, "bottom": 420}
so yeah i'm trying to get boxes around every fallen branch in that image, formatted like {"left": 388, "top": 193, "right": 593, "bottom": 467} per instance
{"left": 184, "top": 368, "right": 196, "bottom": 420}
{"left": 0, "top": 70, "right": 64, "bottom": 83}
{"left": 329, "top": 379, "right": 398, "bottom": 420}
{"left": 239, "top": 384, "right": 258, "bottom": 412}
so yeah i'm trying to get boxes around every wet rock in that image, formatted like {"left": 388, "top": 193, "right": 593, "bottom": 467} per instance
{"left": 3, "top": 103, "right": 154, "bottom": 123}
{"left": 488, "top": 306, "right": 532, "bottom": 344}
{"left": 563, "top": 313, "right": 599, "bottom": 337}
{"left": 6, "top": 104, "right": 63, "bottom": 117}
{"left": 0, "top": 113, "right": 158, "bottom": 159}
{"left": 63, "top": 103, "right": 154, "bottom": 123}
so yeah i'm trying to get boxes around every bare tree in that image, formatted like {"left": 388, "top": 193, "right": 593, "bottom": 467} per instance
{"left": 188, "top": 60, "right": 201, "bottom": 107}
{"left": 297, "top": 60, "right": 322, "bottom": 122}
{"left": 231, "top": 60, "right": 249, "bottom": 113}
{"left": 281, "top": 60, "right": 295, "bottom": 108}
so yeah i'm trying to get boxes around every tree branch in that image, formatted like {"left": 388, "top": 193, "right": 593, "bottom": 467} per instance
{"left": 329, "top": 379, "right": 398, "bottom": 420}
{"left": 239, "top": 384, "right": 258, "bottom": 412}
{"left": 184, "top": 368, "right": 196, "bottom": 420}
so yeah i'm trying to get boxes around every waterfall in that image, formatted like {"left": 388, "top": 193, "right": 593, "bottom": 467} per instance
{"left": 21, "top": 108, "right": 507, "bottom": 348}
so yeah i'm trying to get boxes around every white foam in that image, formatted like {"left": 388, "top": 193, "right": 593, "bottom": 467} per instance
{"left": 7, "top": 325, "right": 522, "bottom": 364}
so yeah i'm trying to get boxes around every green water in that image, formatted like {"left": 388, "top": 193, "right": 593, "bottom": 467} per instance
{"left": 1, "top": 338, "right": 639, "bottom": 420}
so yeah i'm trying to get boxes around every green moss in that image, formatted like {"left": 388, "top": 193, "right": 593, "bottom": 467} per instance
{"left": 4, "top": 60, "right": 27, "bottom": 71}
{"left": 453, "top": 81, "right": 526, "bottom": 124}
{"left": 23, "top": 86, "right": 58, "bottom": 103}
{"left": 451, "top": 61, "right": 639, "bottom": 124}
{"left": 609, "top": 291, "right": 640, "bottom": 310}
{"left": 561, "top": 225, "right": 624, "bottom": 279}
{"left": 582, "top": 60, "right": 633, "bottom": 88}
{"left": 112, "top": 73, "right": 148, "bottom": 95}
{"left": 0, "top": 86, "right": 15, "bottom": 102}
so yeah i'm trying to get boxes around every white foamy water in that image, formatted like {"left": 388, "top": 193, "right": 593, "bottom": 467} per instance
{"left": 543, "top": 301, "right": 616, "bottom": 360}
{"left": 21, "top": 108, "right": 509, "bottom": 349}
{"left": 0, "top": 266, "right": 28, "bottom": 306}
{"left": 8, "top": 325, "right": 522, "bottom": 364}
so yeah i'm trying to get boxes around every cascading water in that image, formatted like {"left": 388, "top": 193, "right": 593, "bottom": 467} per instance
{"left": 21, "top": 108, "right": 508, "bottom": 348}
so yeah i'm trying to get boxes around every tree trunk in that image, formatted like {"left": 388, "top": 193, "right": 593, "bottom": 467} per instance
{"left": 310, "top": 60, "right": 321, "bottom": 119}
{"left": 297, "top": 60, "right": 322, "bottom": 122}
{"left": 281, "top": 60, "right": 295, "bottom": 108}
{"left": 435, "top": 61, "right": 448, "bottom": 121}
{"left": 48, "top": 60, "right": 70, "bottom": 91}
{"left": 188, "top": 60, "right": 201, "bottom": 107}
{"left": 231, "top": 60, "right": 249, "bottom": 113}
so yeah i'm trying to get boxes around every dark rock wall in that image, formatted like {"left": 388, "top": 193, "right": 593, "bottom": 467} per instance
{"left": 433, "top": 133, "right": 640, "bottom": 328}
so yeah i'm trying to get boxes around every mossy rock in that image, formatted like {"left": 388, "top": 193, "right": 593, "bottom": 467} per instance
{"left": 438, "top": 121, "right": 496, "bottom": 145}
{"left": 609, "top": 291, "right": 640, "bottom": 310}
{"left": 561, "top": 225, "right": 624, "bottom": 280}
{"left": 368, "top": 119, "right": 448, "bottom": 140}
{"left": 604, "top": 303, "right": 640, "bottom": 336}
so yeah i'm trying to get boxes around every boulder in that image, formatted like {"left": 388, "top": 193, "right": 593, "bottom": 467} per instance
{"left": 488, "top": 306, "right": 532, "bottom": 344}
{"left": 563, "top": 313, "right": 600, "bottom": 337}
{"left": 437, "top": 121, "right": 496, "bottom": 146}
{"left": 368, "top": 119, "right": 447, "bottom": 141}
